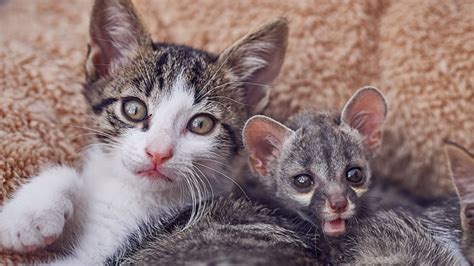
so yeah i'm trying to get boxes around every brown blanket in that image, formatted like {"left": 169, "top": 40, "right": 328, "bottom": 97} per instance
{"left": 1, "top": 0, "right": 473, "bottom": 263}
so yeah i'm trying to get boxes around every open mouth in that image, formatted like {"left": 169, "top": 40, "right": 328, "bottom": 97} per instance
{"left": 322, "top": 218, "right": 346, "bottom": 237}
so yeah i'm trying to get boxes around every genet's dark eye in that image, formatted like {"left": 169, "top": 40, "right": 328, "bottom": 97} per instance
{"left": 346, "top": 167, "right": 364, "bottom": 186}
{"left": 187, "top": 114, "right": 216, "bottom": 135}
{"left": 122, "top": 98, "right": 147, "bottom": 122}
{"left": 293, "top": 174, "right": 314, "bottom": 190}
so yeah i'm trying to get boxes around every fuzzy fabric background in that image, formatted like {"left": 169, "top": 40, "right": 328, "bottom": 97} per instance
{"left": 0, "top": 0, "right": 472, "bottom": 263}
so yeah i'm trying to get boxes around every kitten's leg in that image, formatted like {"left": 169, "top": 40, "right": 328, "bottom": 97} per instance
{"left": 0, "top": 166, "right": 81, "bottom": 252}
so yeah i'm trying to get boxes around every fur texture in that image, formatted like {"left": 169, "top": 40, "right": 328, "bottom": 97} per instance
{"left": 115, "top": 194, "right": 317, "bottom": 265}
{"left": 342, "top": 203, "right": 468, "bottom": 265}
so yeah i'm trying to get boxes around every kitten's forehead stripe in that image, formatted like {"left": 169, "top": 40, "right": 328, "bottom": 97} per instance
{"left": 155, "top": 53, "right": 169, "bottom": 73}
{"left": 146, "top": 53, "right": 169, "bottom": 97}
{"left": 157, "top": 77, "right": 164, "bottom": 93}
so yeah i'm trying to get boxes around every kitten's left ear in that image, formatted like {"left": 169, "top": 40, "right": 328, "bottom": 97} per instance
{"left": 445, "top": 142, "right": 474, "bottom": 242}
{"left": 341, "top": 86, "right": 388, "bottom": 155}
{"left": 217, "top": 18, "right": 289, "bottom": 114}
{"left": 243, "top": 115, "right": 294, "bottom": 177}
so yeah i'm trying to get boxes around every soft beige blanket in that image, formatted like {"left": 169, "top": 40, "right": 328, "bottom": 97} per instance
{"left": 1, "top": 0, "right": 472, "bottom": 263}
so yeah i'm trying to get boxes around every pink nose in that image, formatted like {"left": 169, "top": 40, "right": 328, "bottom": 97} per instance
{"left": 328, "top": 195, "right": 348, "bottom": 213}
{"left": 146, "top": 148, "right": 173, "bottom": 167}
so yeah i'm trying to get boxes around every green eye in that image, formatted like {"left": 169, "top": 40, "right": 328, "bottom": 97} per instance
{"left": 122, "top": 98, "right": 147, "bottom": 122}
{"left": 187, "top": 114, "right": 216, "bottom": 135}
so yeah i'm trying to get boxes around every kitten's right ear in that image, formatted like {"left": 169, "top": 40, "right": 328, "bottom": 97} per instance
{"left": 341, "top": 86, "right": 388, "bottom": 155}
{"left": 217, "top": 18, "right": 289, "bottom": 114}
{"left": 243, "top": 115, "right": 294, "bottom": 176}
{"left": 85, "top": 0, "right": 153, "bottom": 82}
{"left": 445, "top": 142, "right": 474, "bottom": 241}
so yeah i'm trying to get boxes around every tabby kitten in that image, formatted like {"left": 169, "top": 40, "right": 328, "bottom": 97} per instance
{"left": 0, "top": 0, "right": 288, "bottom": 264}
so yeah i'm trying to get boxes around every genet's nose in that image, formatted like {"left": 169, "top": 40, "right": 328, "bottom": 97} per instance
{"left": 328, "top": 194, "right": 348, "bottom": 213}
{"left": 145, "top": 148, "right": 173, "bottom": 167}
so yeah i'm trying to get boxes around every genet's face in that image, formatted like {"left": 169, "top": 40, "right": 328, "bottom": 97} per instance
{"left": 269, "top": 112, "right": 372, "bottom": 237}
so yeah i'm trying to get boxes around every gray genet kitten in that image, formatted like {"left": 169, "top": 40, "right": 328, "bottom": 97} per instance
{"left": 242, "top": 88, "right": 471, "bottom": 264}
{"left": 243, "top": 87, "right": 387, "bottom": 239}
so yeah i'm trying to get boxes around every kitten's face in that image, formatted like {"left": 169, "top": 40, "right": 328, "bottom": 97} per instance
{"left": 85, "top": 47, "right": 242, "bottom": 188}
{"left": 244, "top": 87, "right": 387, "bottom": 237}
{"left": 269, "top": 113, "right": 371, "bottom": 237}
{"left": 83, "top": 0, "right": 288, "bottom": 195}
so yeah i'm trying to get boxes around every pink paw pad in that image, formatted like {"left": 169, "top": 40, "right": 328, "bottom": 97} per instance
{"left": 44, "top": 235, "right": 57, "bottom": 246}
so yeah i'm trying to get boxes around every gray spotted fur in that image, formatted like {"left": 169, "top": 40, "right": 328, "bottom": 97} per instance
{"left": 342, "top": 199, "right": 469, "bottom": 265}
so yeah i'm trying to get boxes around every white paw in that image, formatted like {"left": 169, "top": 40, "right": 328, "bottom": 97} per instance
{"left": 0, "top": 166, "right": 80, "bottom": 253}
{"left": 0, "top": 196, "right": 73, "bottom": 252}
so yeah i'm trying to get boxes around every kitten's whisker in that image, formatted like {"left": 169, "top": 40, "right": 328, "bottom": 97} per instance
{"left": 197, "top": 158, "right": 230, "bottom": 168}
{"left": 69, "top": 132, "right": 98, "bottom": 142}
{"left": 66, "top": 125, "right": 119, "bottom": 140}
{"left": 193, "top": 162, "right": 250, "bottom": 201}
{"left": 181, "top": 173, "right": 197, "bottom": 230}
{"left": 193, "top": 166, "right": 215, "bottom": 201}
{"left": 239, "top": 81, "right": 275, "bottom": 88}
{"left": 191, "top": 169, "right": 206, "bottom": 216}
{"left": 207, "top": 96, "right": 250, "bottom": 107}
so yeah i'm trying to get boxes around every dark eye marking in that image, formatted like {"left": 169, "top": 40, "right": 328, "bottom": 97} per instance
{"left": 92, "top": 98, "right": 117, "bottom": 114}
{"left": 221, "top": 122, "right": 239, "bottom": 157}
{"left": 106, "top": 110, "right": 134, "bottom": 130}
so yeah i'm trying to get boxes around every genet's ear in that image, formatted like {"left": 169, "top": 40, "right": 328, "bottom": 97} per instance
{"left": 243, "top": 115, "right": 294, "bottom": 177}
{"left": 85, "top": 0, "right": 153, "bottom": 82}
{"left": 445, "top": 142, "right": 474, "bottom": 241}
{"left": 341, "top": 86, "right": 388, "bottom": 155}
{"left": 217, "top": 18, "right": 288, "bottom": 114}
